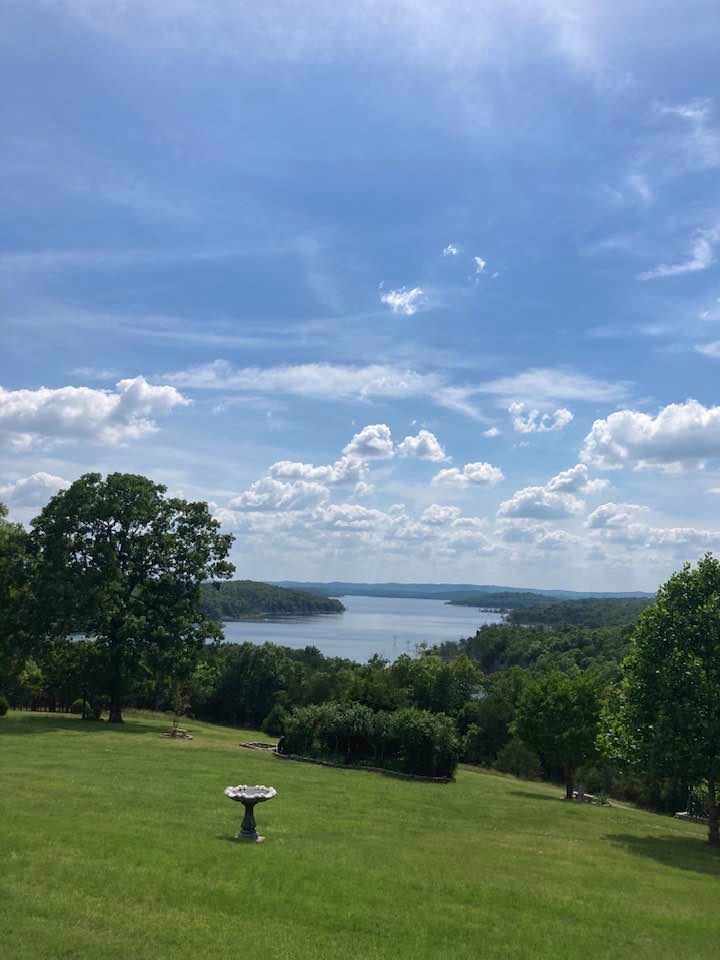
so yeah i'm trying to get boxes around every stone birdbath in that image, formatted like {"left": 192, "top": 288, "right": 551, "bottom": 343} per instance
{"left": 224, "top": 784, "right": 277, "bottom": 842}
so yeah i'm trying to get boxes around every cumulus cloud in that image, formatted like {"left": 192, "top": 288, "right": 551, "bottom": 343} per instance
{"left": 509, "top": 401, "right": 574, "bottom": 433}
{"left": 380, "top": 286, "right": 425, "bottom": 316}
{"left": 421, "top": 504, "right": 462, "bottom": 525}
{"left": 442, "top": 243, "right": 460, "bottom": 257}
{"left": 270, "top": 455, "right": 365, "bottom": 484}
{"left": 497, "top": 486, "right": 584, "bottom": 519}
{"left": 343, "top": 423, "right": 395, "bottom": 459}
{"left": 483, "top": 426, "right": 500, "bottom": 438}
{"left": 581, "top": 399, "right": 720, "bottom": 471}
{"left": 0, "top": 472, "right": 71, "bottom": 507}
{"left": 496, "top": 519, "right": 579, "bottom": 550}
{"left": 585, "top": 501, "right": 720, "bottom": 551}
{"left": 229, "top": 477, "right": 329, "bottom": 512}
{"left": 396, "top": 429, "right": 449, "bottom": 462}
{"left": 473, "top": 256, "right": 487, "bottom": 274}
{"left": 432, "top": 461, "right": 504, "bottom": 488}
{"left": 546, "top": 463, "right": 609, "bottom": 494}
{"left": 0, "top": 377, "right": 189, "bottom": 449}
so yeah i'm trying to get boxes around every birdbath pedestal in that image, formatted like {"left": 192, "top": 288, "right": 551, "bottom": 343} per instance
{"left": 224, "top": 784, "right": 277, "bottom": 843}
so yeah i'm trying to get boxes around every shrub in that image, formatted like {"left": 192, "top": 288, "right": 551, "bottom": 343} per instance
{"left": 494, "top": 737, "right": 542, "bottom": 780}
{"left": 262, "top": 704, "right": 289, "bottom": 736}
{"left": 281, "top": 702, "right": 459, "bottom": 778}
{"left": 0, "top": 694, "right": 8, "bottom": 717}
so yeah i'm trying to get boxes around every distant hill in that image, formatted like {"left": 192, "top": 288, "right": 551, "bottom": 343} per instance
{"left": 505, "top": 596, "right": 655, "bottom": 628}
{"left": 274, "top": 581, "right": 654, "bottom": 601}
{"left": 201, "top": 580, "right": 345, "bottom": 620}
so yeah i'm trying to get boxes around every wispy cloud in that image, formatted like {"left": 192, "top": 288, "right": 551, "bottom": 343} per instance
{"left": 380, "top": 287, "right": 425, "bottom": 316}
{"left": 638, "top": 227, "right": 719, "bottom": 280}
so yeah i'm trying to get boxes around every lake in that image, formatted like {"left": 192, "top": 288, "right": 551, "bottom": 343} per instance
{"left": 221, "top": 594, "right": 504, "bottom": 662}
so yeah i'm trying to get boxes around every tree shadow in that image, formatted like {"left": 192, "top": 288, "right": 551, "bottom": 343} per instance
{"left": 605, "top": 833, "right": 720, "bottom": 877}
{"left": 1, "top": 713, "right": 168, "bottom": 737}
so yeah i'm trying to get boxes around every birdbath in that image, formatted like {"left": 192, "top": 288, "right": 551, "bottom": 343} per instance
{"left": 224, "top": 784, "right": 277, "bottom": 842}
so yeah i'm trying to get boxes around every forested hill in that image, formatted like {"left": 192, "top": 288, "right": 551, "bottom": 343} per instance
{"left": 506, "top": 596, "right": 654, "bottom": 627}
{"left": 200, "top": 580, "right": 345, "bottom": 620}
{"left": 450, "top": 594, "right": 655, "bottom": 626}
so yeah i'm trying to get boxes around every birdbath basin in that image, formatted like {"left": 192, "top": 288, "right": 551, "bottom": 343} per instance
{"left": 224, "top": 784, "right": 277, "bottom": 842}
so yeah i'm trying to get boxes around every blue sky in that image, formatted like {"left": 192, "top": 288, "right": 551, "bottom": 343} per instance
{"left": 2, "top": 1, "right": 720, "bottom": 590}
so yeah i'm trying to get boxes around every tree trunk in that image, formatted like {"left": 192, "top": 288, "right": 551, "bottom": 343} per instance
{"left": 708, "top": 778, "right": 719, "bottom": 846}
{"left": 564, "top": 769, "right": 574, "bottom": 800}
{"left": 107, "top": 640, "right": 124, "bottom": 723}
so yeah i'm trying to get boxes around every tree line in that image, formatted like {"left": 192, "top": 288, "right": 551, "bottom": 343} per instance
{"left": 2, "top": 472, "right": 720, "bottom": 842}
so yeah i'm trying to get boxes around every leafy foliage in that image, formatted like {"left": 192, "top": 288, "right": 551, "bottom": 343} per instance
{"left": 31, "top": 473, "right": 234, "bottom": 722}
{"left": 515, "top": 670, "right": 601, "bottom": 798}
{"left": 200, "top": 579, "right": 344, "bottom": 618}
{"left": 603, "top": 554, "right": 720, "bottom": 844}
{"left": 507, "top": 597, "right": 654, "bottom": 628}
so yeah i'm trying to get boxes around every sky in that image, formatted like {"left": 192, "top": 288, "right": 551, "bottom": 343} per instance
{"left": 2, "top": 1, "right": 720, "bottom": 591}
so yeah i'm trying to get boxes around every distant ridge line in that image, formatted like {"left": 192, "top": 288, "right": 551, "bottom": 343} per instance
{"left": 272, "top": 581, "right": 654, "bottom": 601}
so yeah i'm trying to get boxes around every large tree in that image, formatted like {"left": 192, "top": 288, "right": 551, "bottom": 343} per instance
{"left": 515, "top": 670, "right": 600, "bottom": 799}
{"left": 603, "top": 555, "right": 720, "bottom": 845}
{"left": 0, "top": 502, "right": 34, "bottom": 688}
{"left": 31, "top": 473, "right": 234, "bottom": 722}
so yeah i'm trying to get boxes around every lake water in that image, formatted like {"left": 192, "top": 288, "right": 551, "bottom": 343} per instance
{"left": 221, "top": 594, "right": 504, "bottom": 662}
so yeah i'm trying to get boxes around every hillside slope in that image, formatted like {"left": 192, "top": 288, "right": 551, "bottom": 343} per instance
{"left": 200, "top": 579, "right": 344, "bottom": 619}
{"left": 1, "top": 711, "right": 716, "bottom": 960}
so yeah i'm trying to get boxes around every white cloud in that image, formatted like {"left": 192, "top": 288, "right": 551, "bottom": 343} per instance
{"left": 479, "top": 367, "right": 629, "bottom": 406}
{"left": 432, "top": 461, "right": 504, "bottom": 488}
{"left": 421, "top": 504, "right": 462, "bottom": 525}
{"left": 585, "top": 502, "right": 720, "bottom": 551}
{"left": 496, "top": 519, "right": 578, "bottom": 550}
{"left": 546, "top": 463, "right": 608, "bottom": 494}
{"left": 509, "top": 401, "right": 574, "bottom": 433}
{"left": 0, "top": 472, "right": 71, "bottom": 507}
{"left": 442, "top": 243, "right": 460, "bottom": 257}
{"left": 497, "top": 485, "right": 584, "bottom": 519}
{"left": 343, "top": 423, "right": 395, "bottom": 460}
{"left": 314, "top": 503, "right": 388, "bottom": 531}
{"left": 695, "top": 341, "right": 720, "bottom": 359}
{"left": 0, "top": 376, "right": 189, "bottom": 449}
{"left": 229, "top": 477, "right": 329, "bottom": 512}
{"left": 483, "top": 426, "right": 500, "bottom": 438}
{"left": 473, "top": 256, "right": 487, "bottom": 274}
{"left": 162, "top": 360, "right": 485, "bottom": 420}
{"left": 380, "top": 287, "right": 425, "bottom": 316}
{"left": 585, "top": 502, "right": 649, "bottom": 529}
{"left": 581, "top": 399, "right": 720, "bottom": 471}
{"left": 270, "top": 455, "right": 365, "bottom": 484}
{"left": 397, "top": 429, "right": 449, "bottom": 462}
{"left": 638, "top": 226, "right": 719, "bottom": 280}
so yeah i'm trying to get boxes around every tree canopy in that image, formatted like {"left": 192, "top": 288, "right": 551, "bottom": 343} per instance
{"left": 31, "top": 473, "right": 234, "bottom": 722}
{"left": 603, "top": 554, "right": 720, "bottom": 844}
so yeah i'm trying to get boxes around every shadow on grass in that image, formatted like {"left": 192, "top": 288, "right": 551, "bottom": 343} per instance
{"left": 1, "top": 713, "right": 168, "bottom": 737}
{"left": 510, "top": 789, "right": 565, "bottom": 803}
{"left": 605, "top": 833, "right": 720, "bottom": 877}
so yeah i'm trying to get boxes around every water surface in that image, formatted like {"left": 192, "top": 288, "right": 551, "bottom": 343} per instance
{"left": 221, "top": 594, "right": 503, "bottom": 662}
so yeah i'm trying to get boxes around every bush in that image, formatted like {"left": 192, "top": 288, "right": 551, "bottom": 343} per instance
{"left": 0, "top": 695, "right": 8, "bottom": 717}
{"left": 494, "top": 737, "right": 542, "bottom": 780}
{"left": 262, "top": 704, "right": 289, "bottom": 736}
{"left": 281, "top": 701, "right": 459, "bottom": 778}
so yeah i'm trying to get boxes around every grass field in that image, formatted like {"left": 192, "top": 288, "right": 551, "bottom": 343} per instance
{"left": 1, "top": 710, "right": 718, "bottom": 960}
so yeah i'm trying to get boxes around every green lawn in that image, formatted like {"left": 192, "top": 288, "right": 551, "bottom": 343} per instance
{"left": 1, "top": 711, "right": 718, "bottom": 960}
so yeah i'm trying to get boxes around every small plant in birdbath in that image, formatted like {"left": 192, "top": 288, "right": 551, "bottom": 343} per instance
{"left": 224, "top": 784, "right": 277, "bottom": 843}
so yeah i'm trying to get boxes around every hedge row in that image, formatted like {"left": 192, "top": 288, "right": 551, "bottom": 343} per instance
{"left": 278, "top": 701, "right": 459, "bottom": 778}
